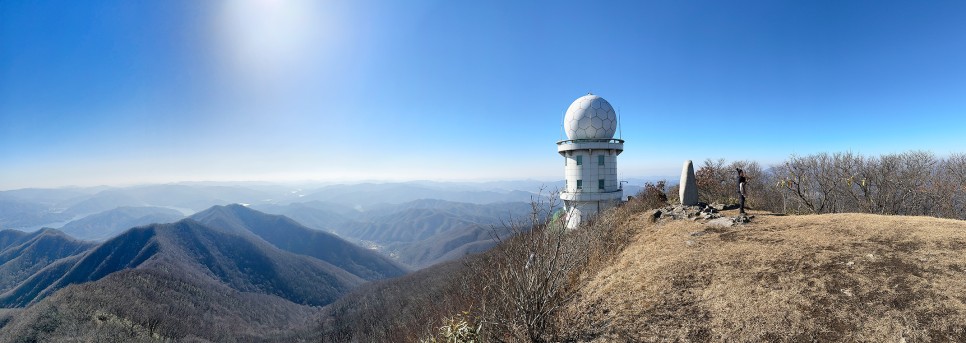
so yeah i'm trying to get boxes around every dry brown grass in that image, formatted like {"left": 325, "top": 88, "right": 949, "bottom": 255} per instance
{"left": 565, "top": 209, "right": 966, "bottom": 342}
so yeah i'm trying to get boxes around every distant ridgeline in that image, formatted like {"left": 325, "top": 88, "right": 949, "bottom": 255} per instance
{"left": 0, "top": 187, "right": 539, "bottom": 341}
{"left": 0, "top": 204, "right": 408, "bottom": 308}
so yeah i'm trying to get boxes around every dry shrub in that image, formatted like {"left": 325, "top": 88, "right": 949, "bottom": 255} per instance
{"left": 695, "top": 158, "right": 733, "bottom": 204}
{"left": 420, "top": 312, "right": 482, "bottom": 343}
{"left": 637, "top": 181, "right": 669, "bottom": 209}
{"left": 465, "top": 189, "right": 655, "bottom": 342}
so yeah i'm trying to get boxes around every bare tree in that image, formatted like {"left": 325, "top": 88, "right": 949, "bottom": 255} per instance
{"left": 481, "top": 190, "right": 586, "bottom": 342}
{"left": 695, "top": 158, "right": 733, "bottom": 204}
{"left": 945, "top": 153, "right": 966, "bottom": 219}
{"left": 765, "top": 150, "right": 961, "bottom": 218}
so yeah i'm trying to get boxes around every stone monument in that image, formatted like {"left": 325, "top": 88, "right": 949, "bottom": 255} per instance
{"left": 679, "top": 160, "right": 698, "bottom": 206}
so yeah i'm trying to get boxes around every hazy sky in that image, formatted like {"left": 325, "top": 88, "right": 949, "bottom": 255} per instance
{"left": 2, "top": 0, "right": 965, "bottom": 190}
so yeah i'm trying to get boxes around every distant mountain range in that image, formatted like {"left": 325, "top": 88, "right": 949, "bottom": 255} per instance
{"left": 0, "top": 181, "right": 552, "bottom": 230}
{"left": 190, "top": 204, "right": 407, "bottom": 281}
{"left": 254, "top": 199, "right": 534, "bottom": 268}
{"left": 59, "top": 206, "right": 184, "bottom": 241}
{"left": 0, "top": 205, "right": 410, "bottom": 341}
{"left": 0, "top": 180, "right": 654, "bottom": 341}
{"left": 0, "top": 205, "right": 405, "bottom": 305}
{"left": 340, "top": 200, "right": 535, "bottom": 267}
{"left": 251, "top": 200, "right": 363, "bottom": 235}
{"left": 298, "top": 182, "right": 537, "bottom": 209}
{"left": 0, "top": 181, "right": 640, "bottom": 270}
{"left": 0, "top": 199, "right": 74, "bottom": 231}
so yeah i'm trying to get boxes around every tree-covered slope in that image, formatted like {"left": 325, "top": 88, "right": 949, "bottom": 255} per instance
{"left": 191, "top": 204, "right": 408, "bottom": 280}
{"left": 0, "top": 229, "right": 95, "bottom": 293}
{"left": 0, "top": 218, "right": 364, "bottom": 308}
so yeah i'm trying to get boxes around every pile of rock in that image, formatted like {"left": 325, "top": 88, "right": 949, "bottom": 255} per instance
{"left": 706, "top": 213, "right": 752, "bottom": 228}
{"left": 649, "top": 202, "right": 752, "bottom": 227}
{"left": 651, "top": 203, "right": 723, "bottom": 221}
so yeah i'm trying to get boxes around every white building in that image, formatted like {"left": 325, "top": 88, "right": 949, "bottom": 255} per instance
{"left": 558, "top": 94, "right": 624, "bottom": 229}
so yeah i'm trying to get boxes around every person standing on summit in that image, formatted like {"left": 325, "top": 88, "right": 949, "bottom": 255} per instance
{"left": 737, "top": 169, "right": 747, "bottom": 214}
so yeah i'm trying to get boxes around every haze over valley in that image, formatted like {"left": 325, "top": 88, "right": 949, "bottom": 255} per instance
{"left": 0, "top": 181, "right": 599, "bottom": 268}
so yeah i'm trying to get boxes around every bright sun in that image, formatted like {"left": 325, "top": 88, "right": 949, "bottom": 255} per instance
{"left": 214, "top": 0, "right": 332, "bottom": 84}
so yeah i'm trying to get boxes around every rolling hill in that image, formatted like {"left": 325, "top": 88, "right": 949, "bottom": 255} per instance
{"left": 0, "top": 199, "right": 73, "bottom": 230}
{"left": 0, "top": 181, "right": 550, "bottom": 232}
{"left": 0, "top": 261, "right": 322, "bottom": 342}
{"left": 300, "top": 182, "right": 536, "bottom": 208}
{"left": 59, "top": 206, "right": 185, "bottom": 241}
{"left": 54, "top": 184, "right": 276, "bottom": 214}
{"left": 0, "top": 229, "right": 96, "bottom": 293}
{"left": 0, "top": 230, "right": 33, "bottom": 251}
{"left": 333, "top": 200, "right": 533, "bottom": 268}
{"left": 252, "top": 201, "right": 361, "bottom": 232}
{"left": 0, "top": 205, "right": 417, "bottom": 341}
{"left": 0, "top": 218, "right": 364, "bottom": 308}
{"left": 190, "top": 204, "right": 408, "bottom": 280}
{"left": 59, "top": 190, "right": 147, "bottom": 217}
{"left": 251, "top": 199, "right": 533, "bottom": 268}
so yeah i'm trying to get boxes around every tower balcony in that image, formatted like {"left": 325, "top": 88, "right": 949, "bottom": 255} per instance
{"left": 559, "top": 188, "right": 624, "bottom": 202}
{"left": 557, "top": 138, "right": 624, "bottom": 155}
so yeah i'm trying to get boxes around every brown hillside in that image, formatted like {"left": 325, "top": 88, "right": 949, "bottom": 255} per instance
{"left": 566, "top": 210, "right": 966, "bottom": 342}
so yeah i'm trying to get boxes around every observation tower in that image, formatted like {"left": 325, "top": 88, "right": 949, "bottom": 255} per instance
{"left": 558, "top": 94, "right": 624, "bottom": 229}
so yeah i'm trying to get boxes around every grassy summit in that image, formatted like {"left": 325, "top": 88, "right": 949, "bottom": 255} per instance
{"left": 567, "top": 209, "right": 966, "bottom": 342}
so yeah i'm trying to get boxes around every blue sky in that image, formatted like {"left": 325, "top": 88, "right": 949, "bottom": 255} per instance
{"left": 2, "top": 0, "right": 965, "bottom": 189}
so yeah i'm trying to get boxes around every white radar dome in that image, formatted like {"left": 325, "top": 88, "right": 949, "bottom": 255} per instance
{"left": 563, "top": 94, "right": 618, "bottom": 140}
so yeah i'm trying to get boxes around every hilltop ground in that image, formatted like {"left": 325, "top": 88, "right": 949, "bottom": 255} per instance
{"left": 564, "top": 209, "right": 966, "bottom": 342}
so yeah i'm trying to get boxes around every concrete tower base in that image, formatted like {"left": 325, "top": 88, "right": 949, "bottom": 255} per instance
{"left": 563, "top": 198, "right": 622, "bottom": 229}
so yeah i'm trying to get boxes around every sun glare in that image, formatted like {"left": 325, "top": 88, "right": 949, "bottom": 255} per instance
{"left": 215, "top": 0, "right": 333, "bottom": 86}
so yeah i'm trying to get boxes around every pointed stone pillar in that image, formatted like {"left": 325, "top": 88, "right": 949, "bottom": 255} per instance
{"left": 680, "top": 160, "right": 698, "bottom": 206}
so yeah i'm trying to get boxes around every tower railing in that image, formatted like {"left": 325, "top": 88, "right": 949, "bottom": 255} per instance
{"left": 559, "top": 187, "right": 623, "bottom": 195}
{"left": 556, "top": 138, "right": 625, "bottom": 145}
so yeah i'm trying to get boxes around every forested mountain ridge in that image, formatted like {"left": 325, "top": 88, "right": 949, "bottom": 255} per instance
{"left": 0, "top": 259, "right": 324, "bottom": 341}
{"left": 190, "top": 204, "right": 408, "bottom": 280}
{"left": 0, "top": 204, "right": 425, "bottom": 341}
{"left": 0, "top": 229, "right": 96, "bottom": 293}
{"left": 308, "top": 200, "right": 533, "bottom": 268}
{"left": 0, "top": 186, "right": 554, "bottom": 341}
{"left": 0, "top": 218, "right": 365, "bottom": 308}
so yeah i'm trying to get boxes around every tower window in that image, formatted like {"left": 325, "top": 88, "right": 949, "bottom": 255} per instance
{"left": 598, "top": 155, "right": 605, "bottom": 166}
{"left": 576, "top": 179, "right": 582, "bottom": 190}
{"left": 599, "top": 179, "right": 605, "bottom": 190}
{"left": 576, "top": 156, "right": 582, "bottom": 165}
